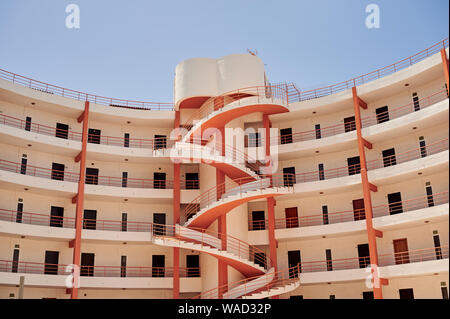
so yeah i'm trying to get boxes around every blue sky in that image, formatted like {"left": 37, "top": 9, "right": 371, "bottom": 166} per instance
{"left": 0, "top": 0, "right": 448, "bottom": 102}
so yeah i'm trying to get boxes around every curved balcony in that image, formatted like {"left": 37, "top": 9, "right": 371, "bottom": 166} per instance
{"left": 182, "top": 173, "right": 294, "bottom": 228}
{"left": 262, "top": 89, "right": 449, "bottom": 160}
{"left": 180, "top": 85, "right": 289, "bottom": 142}
{"left": 249, "top": 192, "right": 449, "bottom": 231}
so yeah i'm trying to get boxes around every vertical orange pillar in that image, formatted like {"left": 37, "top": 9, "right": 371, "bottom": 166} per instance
{"left": 352, "top": 87, "right": 385, "bottom": 299}
{"left": 263, "top": 114, "right": 278, "bottom": 299}
{"left": 173, "top": 110, "right": 181, "bottom": 299}
{"left": 441, "top": 48, "right": 449, "bottom": 94}
{"left": 70, "top": 101, "right": 89, "bottom": 299}
{"left": 216, "top": 126, "right": 228, "bottom": 298}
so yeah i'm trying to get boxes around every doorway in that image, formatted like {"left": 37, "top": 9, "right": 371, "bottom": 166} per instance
{"left": 280, "top": 128, "right": 293, "bottom": 144}
{"left": 154, "top": 135, "right": 167, "bottom": 150}
{"left": 288, "top": 250, "right": 301, "bottom": 278}
{"left": 185, "top": 173, "right": 199, "bottom": 189}
{"left": 253, "top": 252, "right": 266, "bottom": 269}
{"left": 251, "top": 211, "right": 266, "bottom": 230}
{"left": 44, "top": 251, "right": 59, "bottom": 275}
{"left": 55, "top": 123, "right": 69, "bottom": 139}
{"left": 20, "top": 157, "right": 27, "bottom": 175}
{"left": 152, "top": 255, "right": 165, "bottom": 277}
{"left": 51, "top": 163, "right": 65, "bottom": 181}
{"left": 353, "top": 199, "right": 365, "bottom": 221}
{"left": 80, "top": 253, "right": 95, "bottom": 276}
{"left": 50, "top": 206, "right": 64, "bottom": 227}
{"left": 399, "top": 288, "right": 414, "bottom": 299}
{"left": 357, "top": 244, "right": 370, "bottom": 268}
{"left": 376, "top": 106, "right": 389, "bottom": 123}
{"left": 153, "top": 213, "right": 166, "bottom": 236}
{"left": 283, "top": 167, "right": 296, "bottom": 186}
{"left": 154, "top": 172, "right": 166, "bottom": 189}
{"left": 285, "top": 207, "right": 299, "bottom": 228}
{"left": 88, "top": 128, "right": 101, "bottom": 144}
{"left": 85, "top": 167, "right": 99, "bottom": 185}
{"left": 382, "top": 148, "right": 396, "bottom": 167}
{"left": 16, "top": 202, "right": 23, "bottom": 223}
{"left": 388, "top": 192, "right": 403, "bottom": 215}
{"left": 344, "top": 116, "right": 356, "bottom": 132}
{"left": 25, "top": 117, "right": 32, "bottom": 131}
{"left": 186, "top": 255, "right": 200, "bottom": 277}
{"left": 347, "top": 156, "right": 361, "bottom": 175}
{"left": 393, "top": 239, "right": 409, "bottom": 264}
{"left": 83, "top": 209, "right": 97, "bottom": 230}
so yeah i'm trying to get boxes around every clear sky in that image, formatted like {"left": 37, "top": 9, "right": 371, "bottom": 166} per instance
{"left": 0, "top": 0, "right": 448, "bottom": 102}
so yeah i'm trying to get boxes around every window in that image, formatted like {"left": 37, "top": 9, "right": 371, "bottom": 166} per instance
{"left": 44, "top": 251, "right": 59, "bottom": 275}
{"left": 344, "top": 116, "right": 356, "bottom": 132}
{"left": 388, "top": 192, "right": 403, "bottom": 215}
{"left": 399, "top": 288, "right": 414, "bottom": 299}
{"left": 419, "top": 137, "right": 427, "bottom": 158}
{"left": 283, "top": 167, "right": 296, "bottom": 186}
{"left": 285, "top": 207, "right": 299, "bottom": 228}
{"left": 16, "top": 202, "right": 23, "bottom": 224}
{"left": 25, "top": 117, "right": 32, "bottom": 131}
{"left": 412, "top": 92, "right": 420, "bottom": 111}
{"left": 376, "top": 106, "right": 389, "bottom": 123}
{"left": 121, "top": 256, "right": 127, "bottom": 277}
{"left": 186, "top": 255, "right": 200, "bottom": 277}
{"left": 88, "top": 128, "right": 101, "bottom": 144}
{"left": 185, "top": 173, "right": 199, "bottom": 189}
{"left": 51, "top": 163, "right": 65, "bottom": 181}
{"left": 382, "top": 148, "right": 396, "bottom": 167}
{"left": 363, "top": 291, "right": 374, "bottom": 299}
{"left": 55, "top": 123, "right": 69, "bottom": 139}
{"left": 426, "top": 184, "right": 434, "bottom": 207}
{"left": 121, "top": 213, "right": 127, "bottom": 232}
{"left": 434, "top": 234, "right": 443, "bottom": 260}
{"left": 347, "top": 156, "right": 361, "bottom": 175}
{"left": 318, "top": 163, "right": 325, "bottom": 180}
{"left": 326, "top": 249, "right": 332, "bottom": 271}
{"left": 83, "top": 210, "right": 97, "bottom": 230}
{"left": 154, "top": 135, "right": 167, "bottom": 150}
{"left": 85, "top": 168, "right": 99, "bottom": 185}
{"left": 322, "top": 206, "right": 329, "bottom": 225}
{"left": 251, "top": 211, "right": 266, "bottom": 230}
{"left": 124, "top": 133, "right": 130, "bottom": 148}
{"left": 20, "top": 156, "right": 27, "bottom": 175}
{"left": 315, "top": 124, "right": 321, "bottom": 139}
{"left": 280, "top": 128, "right": 293, "bottom": 144}
{"left": 122, "top": 172, "right": 128, "bottom": 188}
{"left": 248, "top": 132, "right": 260, "bottom": 147}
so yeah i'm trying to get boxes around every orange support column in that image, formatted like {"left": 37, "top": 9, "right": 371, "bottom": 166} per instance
{"left": 173, "top": 110, "right": 181, "bottom": 299}
{"left": 441, "top": 48, "right": 449, "bottom": 94}
{"left": 70, "top": 101, "right": 89, "bottom": 299}
{"left": 216, "top": 126, "right": 228, "bottom": 298}
{"left": 263, "top": 114, "right": 278, "bottom": 299}
{"left": 352, "top": 87, "right": 388, "bottom": 299}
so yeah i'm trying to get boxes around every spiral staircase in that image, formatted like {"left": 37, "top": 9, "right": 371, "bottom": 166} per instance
{"left": 150, "top": 84, "right": 301, "bottom": 299}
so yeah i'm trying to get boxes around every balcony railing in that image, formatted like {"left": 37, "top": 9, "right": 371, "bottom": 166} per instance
{"left": 0, "top": 260, "right": 199, "bottom": 277}
{"left": 0, "top": 68, "right": 174, "bottom": 111}
{"left": 248, "top": 191, "right": 449, "bottom": 230}
{"left": 285, "top": 38, "right": 448, "bottom": 102}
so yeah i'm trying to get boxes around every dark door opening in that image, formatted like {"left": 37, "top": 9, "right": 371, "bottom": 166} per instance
{"left": 388, "top": 192, "right": 403, "bottom": 215}
{"left": 280, "top": 128, "right": 293, "bottom": 144}
{"left": 412, "top": 93, "right": 420, "bottom": 111}
{"left": 153, "top": 172, "right": 166, "bottom": 189}
{"left": 124, "top": 133, "right": 130, "bottom": 148}
{"left": 186, "top": 255, "right": 200, "bottom": 277}
{"left": 152, "top": 255, "right": 165, "bottom": 277}
{"left": 363, "top": 291, "right": 374, "bottom": 299}
{"left": 288, "top": 250, "right": 301, "bottom": 278}
{"left": 285, "top": 207, "right": 299, "bottom": 228}
{"left": 80, "top": 253, "right": 95, "bottom": 276}
{"left": 121, "top": 213, "right": 127, "bottom": 232}
{"left": 248, "top": 132, "right": 260, "bottom": 147}
{"left": 85, "top": 168, "right": 99, "bottom": 185}
{"left": 376, "top": 106, "right": 389, "bottom": 123}
{"left": 382, "top": 148, "right": 396, "bottom": 167}
{"left": 251, "top": 211, "right": 266, "bottom": 230}
{"left": 55, "top": 123, "right": 69, "bottom": 139}
{"left": 50, "top": 206, "right": 64, "bottom": 227}
{"left": 122, "top": 172, "right": 128, "bottom": 188}
{"left": 185, "top": 173, "right": 199, "bottom": 189}
{"left": 154, "top": 135, "right": 167, "bottom": 150}
{"left": 44, "top": 251, "right": 59, "bottom": 275}
{"left": 83, "top": 209, "right": 97, "bottom": 230}
{"left": 153, "top": 213, "right": 166, "bottom": 236}
{"left": 347, "top": 156, "right": 361, "bottom": 175}
{"left": 426, "top": 185, "right": 434, "bottom": 207}
{"left": 315, "top": 124, "right": 321, "bottom": 139}
{"left": 399, "top": 288, "right": 414, "bottom": 299}
{"left": 253, "top": 252, "right": 266, "bottom": 269}
{"left": 25, "top": 117, "right": 32, "bottom": 131}
{"left": 20, "top": 157, "right": 27, "bottom": 175}
{"left": 12, "top": 248, "right": 19, "bottom": 273}
{"left": 326, "top": 249, "right": 333, "bottom": 271}
{"left": 357, "top": 244, "right": 370, "bottom": 268}
{"left": 393, "top": 239, "right": 409, "bottom": 264}
{"left": 121, "top": 256, "right": 127, "bottom": 277}
{"left": 16, "top": 202, "right": 23, "bottom": 223}
{"left": 434, "top": 235, "right": 443, "bottom": 260}
{"left": 51, "top": 162, "right": 65, "bottom": 181}
{"left": 344, "top": 116, "right": 356, "bottom": 132}
{"left": 88, "top": 128, "right": 101, "bottom": 144}
{"left": 322, "top": 205, "right": 329, "bottom": 225}
{"left": 318, "top": 163, "right": 325, "bottom": 180}
{"left": 353, "top": 199, "right": 365, "bottom": 221}
{"left": 419, "top": 138, "right": 427, "bottom": 157}
{"left": 283, "top": 167, "right": 296, "bottom": 186}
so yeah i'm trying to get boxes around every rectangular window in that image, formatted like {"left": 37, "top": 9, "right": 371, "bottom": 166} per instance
{"left": 153, "top": 172, "right": 166, "bottom": 189}
{"left": 44, "top": 251, "right": 59, "bottom": 275}
{"left": 322, "top": 205, "right": 329, "bottom": 225}
{"left": 50, "top": 206, "right": 64, "bottom": 228}
{"left": 318, "top": 163, "right": 325, "bottom": 180}
{"left": 442, "top": 287, "right": 449, "bottom": 300}
{"left": 185, "top": 173, "right": 199, "bottom": 189}
{"left": 344, "top": 116, "right": 356, "bottom": 132}
{"left": 16, "top": 202, "right": 23, "bottom": 224}
{"left": 55, "top": 123, "right": 69, "bottom": 139}
{"left": 426, "top": 185, "right": 434, "bottom": 207}
{"left": 124, "top": 133, "right": 130, "bottom": 148}
{"left": 388, "top": 192, "right": 403, "bottom": 215}
{"left": 121, "top": 256, "right": 127, "bottom": 277}
{"left": 434, "top": 234, "right": 442, "bottom": 260}
{"left": 283, "top": 167, "right": 296, "bottom": 186}
{"left": 376, "top": 106, "right": 389, "bottom": 123}
{"left": 382, "top": 148, "right": 396, "bottom": 167}
{"left": 20, "top": 157, "right": 27, "bottom": 175}
{"left": 326, "top": 249, "right": 332, "bottom": 271}
{"left": 419, "top": 138, "right": 427, "bottom": 158}
{"left": 83, "top": 210, "right": 97, "bottom": 230}
{"left": 315, "top": 124, "right": 321, "bottom": 139}
{"left": 25, "top": 117, "right": 32, "bottom": 132}
{"left": 85, "top": 168, "right": 99, "bottom": 185}
{"left": 412, "top": 93, "right": 420, "bottom": 111}
{"left": 347, "top": 156, "right": 361, "bottom": 175}
{"left": 122, "top": 172, "right": 128, "bottom": 188}
{"left": 12, "top": 248, "right": 19, "bottom": 273}
{"left": 154, "top": 135, "right": 167, "bottom": 150}
{"left": 280, "top": 128, "right": 293, "bottom": 144}
{"left": 121, "top": 213, "right": 127, "bottom": 232}
{"left": 399, "top": 288, "right": 414, "bottom": 299}
{"left": 251, "top": 211, "right": 266, "bottom": 230}
{"left": 88, "top": 128, "right": 101, "bottom": 144}
{"left": 51, "top": 163, "right": 65, "bottom": 181}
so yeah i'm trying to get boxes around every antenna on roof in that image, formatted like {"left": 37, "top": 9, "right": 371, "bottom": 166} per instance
{"left": 247, "top": 49, "right": 258, "bottom": 56}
